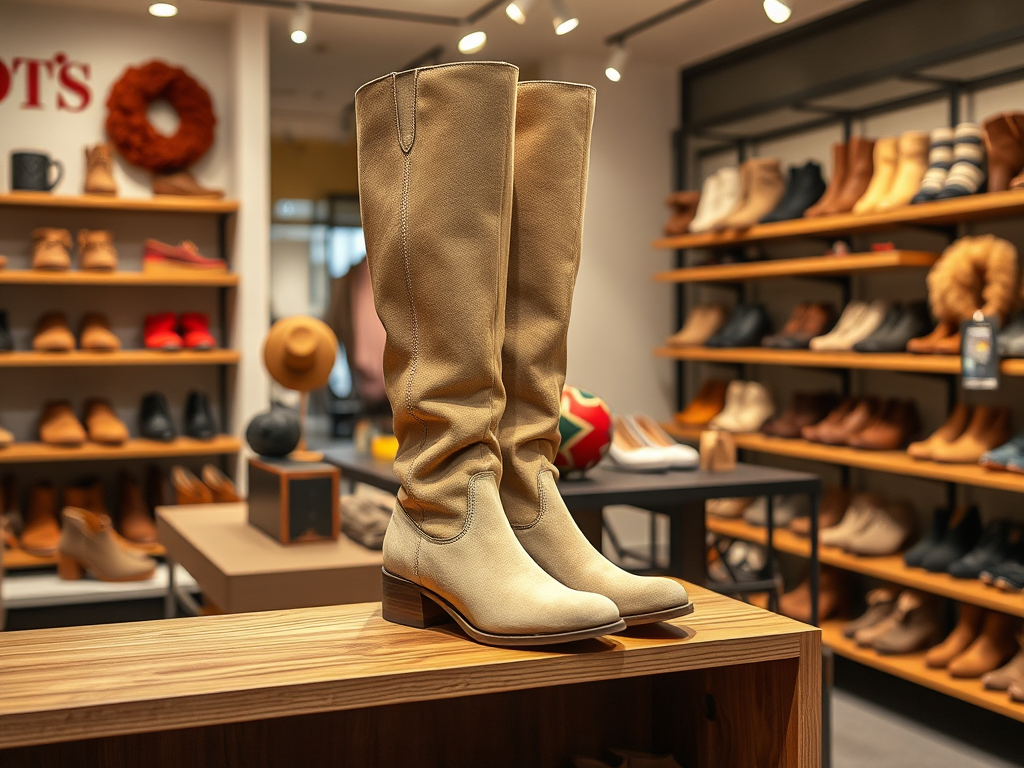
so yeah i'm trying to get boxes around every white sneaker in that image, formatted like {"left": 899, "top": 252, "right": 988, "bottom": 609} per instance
{"left": 607, "top": 415, "right": 671, "bottom": 472}
{"left": 629, "top": 413, "right": 699, "bottom": 469}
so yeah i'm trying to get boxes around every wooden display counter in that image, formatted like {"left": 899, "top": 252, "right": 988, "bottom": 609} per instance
{"left": 0, "top": 586, "right": 820, "bottom": 767}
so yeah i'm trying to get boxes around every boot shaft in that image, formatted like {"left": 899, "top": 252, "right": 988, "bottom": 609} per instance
{"left": 356, "top": 62, "right": 518, "bottom": 536}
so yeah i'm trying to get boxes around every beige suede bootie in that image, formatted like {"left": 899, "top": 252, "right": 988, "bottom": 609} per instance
{"left": 84, "top": 144, "right": 117, "bottom": 196}
{"left": 854, "top": 137, "right": 898, "bottom": 214}
{"left": 31, "top": 228, "right": 71, "bottom": 271}
{"left": 500, "top": 82, "right": 691, "bottom": 625}
{"left": 876, "top": 131, "right": 930, "bottom": 210}
{"left": 78, "top": 229, "right": 118, "bottom": 271}
{"left": 357, "top": 62, "right": 623, "bottom": 646}
{"left": 58, "top": 506, "right": 156, "bottom": 582}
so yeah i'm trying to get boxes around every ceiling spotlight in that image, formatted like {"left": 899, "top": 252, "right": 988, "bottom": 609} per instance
{"left": 505, "top": 0, "right": 534, "bottom": 24}
{"left": 605, "top": 44, "right": 629, "bottom": 82}
{"left": 290, "top": 2, "right": 311, "bottom": 43}
{"left": 148, "top": 3, "right": 178, "bottom": 17}
{"left": 458, "top": 27, "right": 487, "bottom": 54}
{"left": 550, "top": 0, "right": 578, "bottom": 35}
{"left": 763, "top": 0, "right": 792, "bottom": 24}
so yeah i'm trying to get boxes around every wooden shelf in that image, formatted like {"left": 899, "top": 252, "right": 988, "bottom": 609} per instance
{"left": 0, "top": 192, "right": 238, "bottom": 214}
{"left": 654, "top": 250, "right": 938, "bottom": 283}
{"left": 0, "top": 270, "right": 237, "bottom": 287}
{"left": 821, "top": 621, "right": 1024, "bottom": 723}
{"left": 707, "top": 516, "right": 1024, "bottom": 618}
{"left": 656, "top": 346, "right": 1024, "bottom": 376}
{"left": 0, "top": 436, "right": 241, "bottom": 464}
{"left": 654, "top": 189, "right": 1024, "bottom": 250}
{"left": 3, "top": 543, "right": 166, "bottom": 571}
{"left": 663, "top": 425, "right": 1024, "bottom": 494}
{"left": 0, "top": 350, "right": 239, "bottom": 367}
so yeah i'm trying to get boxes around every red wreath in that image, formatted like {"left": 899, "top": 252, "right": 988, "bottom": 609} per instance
{"left": 105, "top": 60, "right": 216, "bottom": 174}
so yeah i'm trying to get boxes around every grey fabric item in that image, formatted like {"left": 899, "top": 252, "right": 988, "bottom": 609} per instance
{"left": 341, "top": 484, "right": 394, "bottom": 550}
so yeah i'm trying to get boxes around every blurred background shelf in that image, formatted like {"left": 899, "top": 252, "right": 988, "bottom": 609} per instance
{"left": 654, "top": 250, "right": 939, "bottom": 283}
{"left": 0, "top": 436, "right": 241, "bottom": 464}
{"left": 0, "top": 350, "right": 240, "bottom": 367}
{"left": 0, "top": 270, "right": 238, "bottom": 287}
{"left": 0, "top": 192, "right": 238, "bottom": 215}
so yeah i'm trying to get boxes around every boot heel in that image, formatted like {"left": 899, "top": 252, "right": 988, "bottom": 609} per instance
{"left": 381, "top": 569, "right": 449, "bottom": 629}
{"left": 57, "top": 552, "right": 85, "bottom": 580}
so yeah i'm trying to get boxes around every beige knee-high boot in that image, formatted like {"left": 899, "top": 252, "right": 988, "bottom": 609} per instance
{"left": 355, "top": 62, "right": 623, "bottom": 646}
{"left": 498, "top": 81, "right": 692, "bottom": 625}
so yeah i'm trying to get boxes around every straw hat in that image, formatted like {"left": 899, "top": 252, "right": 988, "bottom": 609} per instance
{"left": 263, "top": 316, "right": 337, "bottom": 392}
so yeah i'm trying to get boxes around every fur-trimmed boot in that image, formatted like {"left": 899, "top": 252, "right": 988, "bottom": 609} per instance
{"left": 357, "top": 62, "right": 622, "bottom": 646}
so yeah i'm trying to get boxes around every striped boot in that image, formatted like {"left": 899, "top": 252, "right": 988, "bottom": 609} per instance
{"left": 911, "top": 127, "right": 954, "bottom": 204}
{"left": 935, "top": 122, "right": 987, "bottom": 199}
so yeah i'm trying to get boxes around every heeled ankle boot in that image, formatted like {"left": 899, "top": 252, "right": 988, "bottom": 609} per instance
{"left": 171, "top": 466, "right": 212, "bottom": 505}
{"left": 202, "top": 464, "right": 240, "bottom": 502}
{"left": 982, "top": 112, "right": 1024, "bottom": 193}
{"left": 925, "top": 602, "right": 984, "bottom": 668}
{"left": 357, "top": 62, "right": 622, "bottom": 645}
{"left": 20, "top": 483, "right": 60, "bottom": 557}
{"left": 58, "top": 507, "right": 156, "bottom": 582}
{"left": 804, "top": 142, "right": 847, "bottom": 217}
{"left": 877, "top": 131, "right": 929, "bottom": 210}
{"left": 827, "top": 136, "right": 875, "bottom": 214}
{"left": 497, "top": 81, "right": 691, "bottom": 626}
{"left": 853, "top": 137, "right": 897, "bottom": 214}
{"left": 117, "top": 471, "right": 157, "bottom": 545}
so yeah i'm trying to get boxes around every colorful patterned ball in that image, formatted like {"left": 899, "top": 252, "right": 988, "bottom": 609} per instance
{"left": 555, "top": 385, "right": 612, "bottom": 476}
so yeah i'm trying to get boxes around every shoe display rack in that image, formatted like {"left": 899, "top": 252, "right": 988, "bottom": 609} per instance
{"left": 0, "top": 586, "right": 820, "bottom": 767}
{"left": 656, "top": 195, "right": 1024, "bottom": 724}
{"left": 0, "top": 193, "right": 241, "bottom": 580}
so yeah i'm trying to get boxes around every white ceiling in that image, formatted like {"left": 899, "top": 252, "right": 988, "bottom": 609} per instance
{"left": 22, "top": 0, "right": 867, "bottom": 139}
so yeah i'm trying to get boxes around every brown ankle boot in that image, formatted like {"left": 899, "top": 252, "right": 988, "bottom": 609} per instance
{"left": 931, "top": 406, "right": 1011, "bottom": 463}
{"left": 982, "top": 113, "right": 1024, "bottom": 193}
{"left": 84, "top": 144, "right": 117, "bottom": 196}
{"left": 21, "top": 483, "right": 60, "bottom": 557}
{"left": 79, "top": 313, "right": 121, "bottom": 351}
{"left": 805, "top": 142, "right": 847, "bottom": 217}
{"left": 926, "top": 602, "right": 984, "bottom": 668}
{"left": 84, "top": 399, "right": 129, "bottom": 445}
{"left": 39, "top": 401, "right": 87, "bottom": 446}
{"left": 847, "top": 399, "right": 919, "bottom": 450}
{"left": 202, "top": 464, "right": 240, "bottom": 503}
{"left": 117, "top": 471, "right": 157, "bottom": 545}
{"left": 663, "top": 191, "right": 701, "bottom": 236}
{"left": 854, "top": 137, "right": 898, "bottom": 214}
{"left": 827, "top": 136, "right": 875, "bottom": 214}
{"left": 674, "top": 380, "right": 728, "bottom": 426}
{"left": 78, "top": 229, "right": 118, "bottom": 271}
{"left": 948, "top": 611, "right": 1022, "bottom": 678}
{"left": 907, "top": 319, "right": 958, "bottom": 354}
{"left": 33, "top": 311, "right": 76, "bottom": 352}
{"left": 31, "top": 228, "right": 71, "bottom": 271}
{"left": 171, "top": 465, "right": 213, "bottom": 504}
{"left": 908, "top": 403, "right": 971, "bottom": 459}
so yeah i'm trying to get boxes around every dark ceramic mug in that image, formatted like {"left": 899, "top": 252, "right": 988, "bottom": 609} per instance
{"left": 11, "top": 151, "right": 63, "bottom": 192}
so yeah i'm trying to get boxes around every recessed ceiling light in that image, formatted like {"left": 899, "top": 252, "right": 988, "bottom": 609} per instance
{"left": 763, "top": 0, "right": 792, "bottom": 24}
{"left": 458, "top": 28, "right": 487, "bottom": 54}
{"left": 149, "top": 3, "right": 178, "bottom": 17}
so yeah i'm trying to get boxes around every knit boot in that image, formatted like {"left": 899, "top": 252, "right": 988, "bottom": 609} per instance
{"left": 878, "top": 131, "right": 929, "bottom": 210}
{"left": 498, "top": 82, "right": 691, "bottom": 626}
{"left": 982, "top": 112, "right": 1024, "bottom": 193}
{"left": 912, "top": 127, "right": 954, "bottom": 203}
{"left": 84, "top": 144, "right": 118, "bottom": 196}
{"left": 935, "top": 123, "right": 987, "bottom": 199}
{"left": 853, "top": 137, "right": 897, "bottom": 214}
{"left": 356, "top": 62, "right": 622, "bottom": 645}
{"left": 804, "top": 141, "right": 846, "bottom": 217}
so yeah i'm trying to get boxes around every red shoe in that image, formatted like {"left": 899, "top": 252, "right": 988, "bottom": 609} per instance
{"left": 181, "top": 312, "right": 215, "bottom": 350}
{"left": 143, "top": 240, "right": 227, "bottom": 273}
{"left": 144, "top": 313, "right": 183, "bottom": 350}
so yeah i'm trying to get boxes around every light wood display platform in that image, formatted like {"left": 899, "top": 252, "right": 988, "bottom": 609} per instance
{"left": 654, "top": 250, "right": 938, "bottom": 283}
{"left": 706, "top": 516, "right": 1024, "bottom": 619}
{"left": 157, "top": 503, "right": 383, "bottom": 613}
{"left": 0, "top": 586, "right": 820, "bottom": 767}
{"left": 656, "top": 346, "right": 1024, "bottom": 377}
{"left": 821, "top": 622, "right": 1024, "bottom": 723}
{"left": 664, "top": 425, "right": 1024, "bottom": 495}
{"left": 0, "top": 350, "right": 240, "bottom": 367}
{"left": 653, "top": 189, "right": 1024, "bottom": 250}
{"left": 0, "top": 435, "right": 241, "bottom": 464}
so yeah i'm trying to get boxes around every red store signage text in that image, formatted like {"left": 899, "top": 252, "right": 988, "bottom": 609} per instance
{"left": 0, "top": 52, "right": 92, "bottom": 111}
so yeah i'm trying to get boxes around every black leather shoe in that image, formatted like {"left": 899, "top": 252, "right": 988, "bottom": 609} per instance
{"left": 904, "top": 507, "right": 950, "bottom": 568}
{"left": 185, "top": 391, "right": 217, "bottom": 440}
{"left": 706, "top": 304, "right": 770, "bottom": 348}
{"left": 921, "top": 505, "right": 982, "bottom": 572}
{"left": 947, "top": 520, "right": 1023, "bottom": 578}
{"left": 761, "top": 162, "right": 826, "bottom": 223}
{"left": 0, "top": 311, "right": 13, "bottom": 352}
{"left": 140, "top": 392, "right": 176, "bottom": 442}
{"left": 854, "top": 302, "right": 933, "bottom": 353}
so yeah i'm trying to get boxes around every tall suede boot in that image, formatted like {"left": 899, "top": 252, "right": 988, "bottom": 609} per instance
{"left": 498, "top": 82, "right": 691, "bottom": 626}
{"left": 356, "top": 62, "right": 622, "bottom": 646}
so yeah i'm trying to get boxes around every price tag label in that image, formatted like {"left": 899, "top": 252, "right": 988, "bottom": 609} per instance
{"left": 962, "top": 312, "right": 999, "bottom": 390}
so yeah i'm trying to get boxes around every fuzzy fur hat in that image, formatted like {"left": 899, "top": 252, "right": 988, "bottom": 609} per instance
{"left": 926, "top": 235, "right": 1020, "bottom": 324}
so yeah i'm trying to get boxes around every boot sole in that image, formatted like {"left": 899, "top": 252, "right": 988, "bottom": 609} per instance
{"left": 621, "top": 601, "right": 695, "bottom": 627}
{"left": 382, "top": 568, "right": 627, "bottom": 647}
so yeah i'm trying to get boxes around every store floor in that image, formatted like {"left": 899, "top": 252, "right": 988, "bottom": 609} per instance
{"left": 833, "top": 657, "right": 1024, "bottom": 767}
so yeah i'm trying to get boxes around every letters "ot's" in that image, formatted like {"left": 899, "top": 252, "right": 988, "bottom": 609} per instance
{"left": 0, "top": 52, "right": 92, "bottom": 112}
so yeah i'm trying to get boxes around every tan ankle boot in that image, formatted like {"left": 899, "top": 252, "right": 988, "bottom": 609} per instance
{"left": 926, "top": 602, "right": 984, "bottom": 668}
{"left": 84, "top": 144, "right": 117, "bottom": 196}
{"left": 39, "top": 401, "right": 86, "bottom": 446}
{"left": 853, "top": 137, "right": 898, "bottom": 214}
{"left": 79, "top": 312, "right": 121, "bottom": 351}
{"left": 33, "top": 311, "right": 76, "bottom": 352}
{"left": 171, "top": 465, "right": 213, "bottom": 505}
{"left": 499, "top": 81, "right": 690, "bottom": 625}
{"left": 877, "top": 131, "right": 929, "bottom": 210}
{"left": 58, "top": 507, "right": 155, "bottom": 581}
{"left": 20, "top": 483, "right": 60, "bottom": 556}
{"left": 31, "top": 228, "right": 71, "bottom": 271}
{"left": 84, "top": 399, "right": 129, "bottom": 445}
{"left": 117, "top": 471, "right": 157, "bottom": 545}
{"left": 357, "top": 62, "right": 622, "bottom": 646}
{"left": 202, "top": 464, "right": 240, "bottom": 502}
{"left": 78, "top": 229, "right": 118, "bottom": 271}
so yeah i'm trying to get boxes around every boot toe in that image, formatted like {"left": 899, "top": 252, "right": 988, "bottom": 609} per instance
{"left": 614, "top": 575, "right": 690, "bottom": 620}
